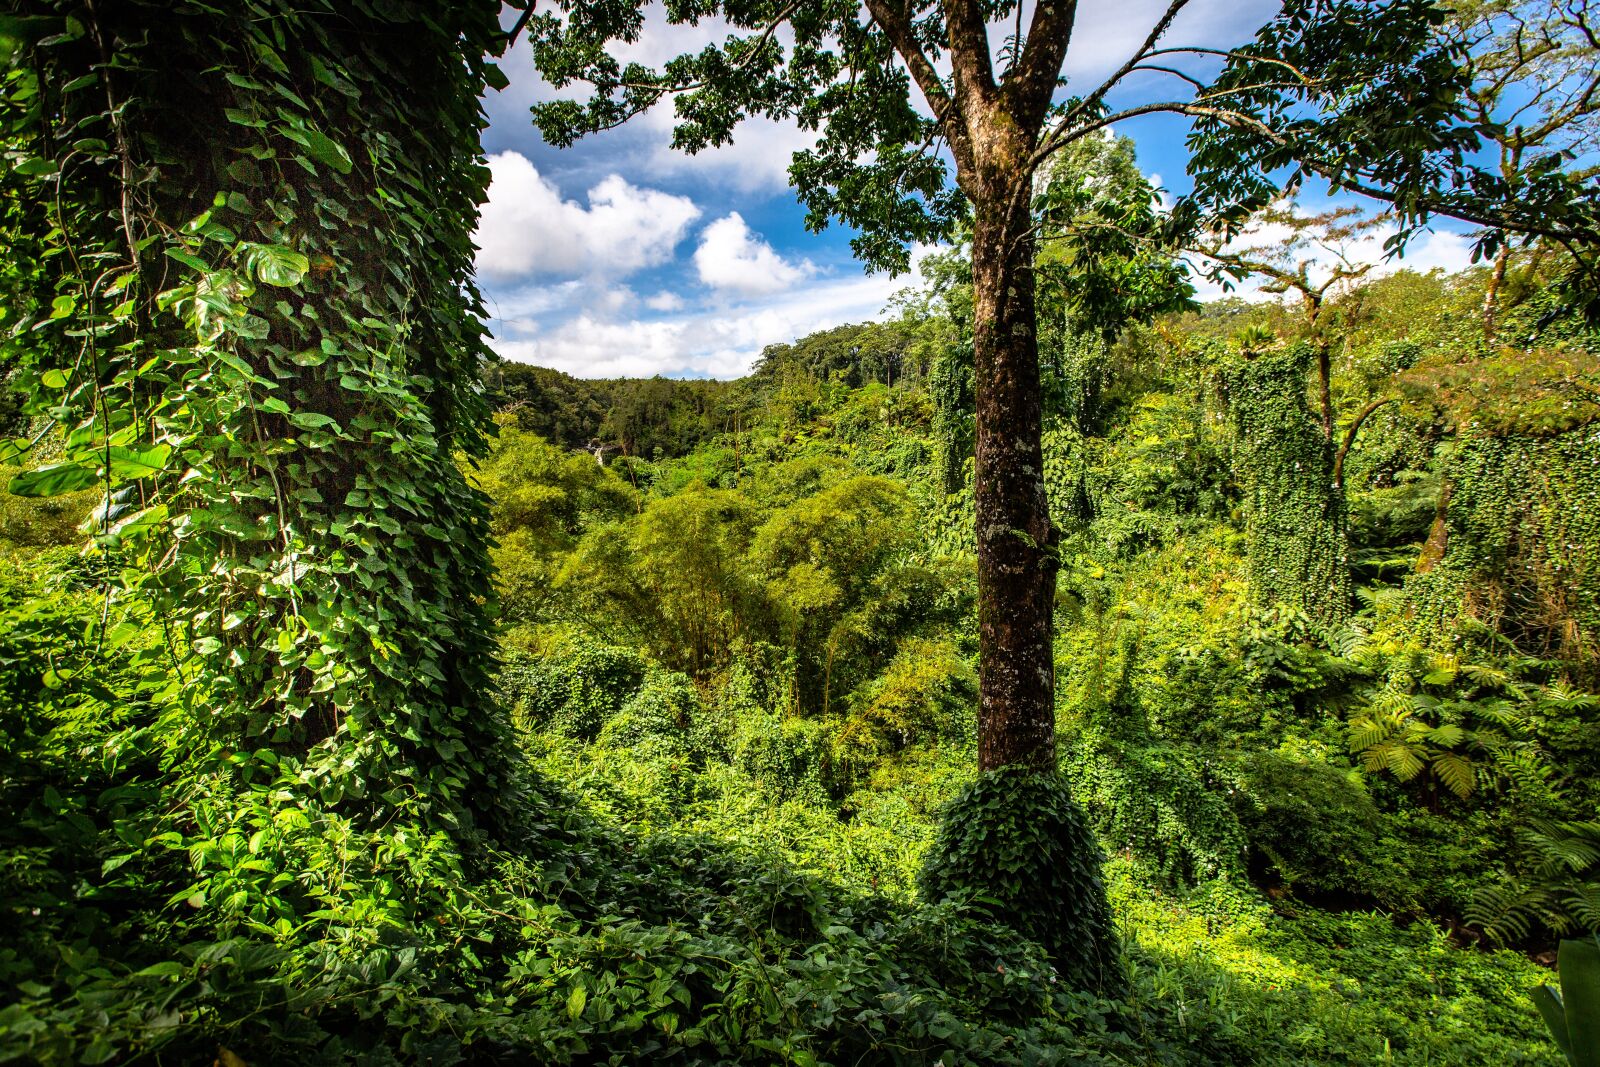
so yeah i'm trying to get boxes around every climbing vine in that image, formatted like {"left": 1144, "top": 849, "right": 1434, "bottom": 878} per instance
{"left": 1222, "top": 343, "right": 1351, "bottom": 626}
{"left": 1403, "top": 348, "right": 1600, "bottom": 680}
{"left": 0, "top": 0, "right": 510, "bottom": 982}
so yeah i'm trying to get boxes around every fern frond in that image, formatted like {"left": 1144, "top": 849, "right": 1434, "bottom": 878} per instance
{"left": 1385, "top": 744, "right": 1426, "bottom": 782}
{"left": 1542, "top": 682, "right": 1600, "bottom": 711}
{"left": 1349, "top": 718, "right": 1391, "bottom": 753}
{"left": 1433, "top": 753, "right": 1476, "bottom": 798}
{"left": 1460, "top": 662, "right": 1513, "bottom": 689}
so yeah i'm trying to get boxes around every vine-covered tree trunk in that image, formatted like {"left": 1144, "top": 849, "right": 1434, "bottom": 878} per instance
{"left": 3, "top": 0, "right": 511, "bottom": 925}
{"left": 1226, "top": 345, "right": 1352, "bottom": 625}
{"left": 970, "top": 200, "right": 1058, "bottom": 772}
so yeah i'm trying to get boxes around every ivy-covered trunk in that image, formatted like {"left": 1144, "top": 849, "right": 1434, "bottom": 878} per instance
{"left": 969, "top": 189, "right": 1058, "bottom": 773}
{"left": 3, "top": 0, "right": 510, "bottom": 925}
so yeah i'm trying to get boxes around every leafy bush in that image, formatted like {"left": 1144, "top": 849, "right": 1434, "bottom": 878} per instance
{"left": 499, "top": 639, "right": 648, "bottom": 740}
{"left": 1230, "top": 747, "right": 1404, "bottom": 902}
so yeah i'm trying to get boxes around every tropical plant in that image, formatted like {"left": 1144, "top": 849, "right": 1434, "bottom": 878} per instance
{"left": 1531, "top": 935, "right": 1600, "bottom": 1067}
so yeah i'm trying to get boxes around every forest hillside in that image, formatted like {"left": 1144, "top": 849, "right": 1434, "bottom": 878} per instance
{"left": 8, "top": 247, "right": 1600, "bottom": 1062}
{"left": 4, "top": 1, "right": 1600, "bottom": 1064}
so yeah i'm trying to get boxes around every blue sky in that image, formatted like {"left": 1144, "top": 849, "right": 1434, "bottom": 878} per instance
{"left": 475, "top": 1, "right": 1478, "bottom": 379}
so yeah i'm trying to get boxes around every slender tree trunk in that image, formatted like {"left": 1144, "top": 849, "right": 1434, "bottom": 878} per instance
{"left": 1482, "top": 242, "right": 1511, "bottom": 343}
{"left": 1418, "top": 477, "right": 1453, "bottom": 573}
{"left": 1315, "top": 340, "right": 1334, "bottom": 439}
{"left": 970, "top": 199, "right": 1058, "bottom": 773}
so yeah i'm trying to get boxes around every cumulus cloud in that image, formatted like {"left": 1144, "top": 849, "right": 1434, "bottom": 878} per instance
{"left": 488, "top": 244, "right": 941, "bottom": 379}
{"left": 474, "top": 152, "right": 701, "bottom": 280}
{"left": 694, "top": 213, "right": 815, "bottom": 295}
{"left": 490, "top": 277, "right": 894, "bottom": 378}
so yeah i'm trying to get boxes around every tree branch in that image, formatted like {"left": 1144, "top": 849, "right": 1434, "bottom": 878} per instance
{"left": 942, "top": 0, "right": 999, "bottom": 109}
{"left": 1040, "top": 0, "right": 1192, "bottom": 157}
{"left": 863, "top": 0, "right": 972, "bottom": 169}
{"left": 1334, "top": 397, "right": 1397, "bottom": 489}
{"left": 1005, "top": 0, "right": 1079, "bottom": 128}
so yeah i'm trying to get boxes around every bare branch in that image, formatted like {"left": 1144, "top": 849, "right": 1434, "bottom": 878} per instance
{"left": 1042, "top": 0, "right": 1192, "bottom": 153}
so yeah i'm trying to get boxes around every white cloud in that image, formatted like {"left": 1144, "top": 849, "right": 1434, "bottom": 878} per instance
{"left": 645, "top": 291, "right": 686, "bottom": 312}
{"left": 1190, "top": 214, "right": 1479, "bottom": 303}
{"left": 1062, "top": 0, "right": 1281, "bottom": 84}
{"left": 474, "top": 152, "right": 701, "bottom": 281}
{"left": 694, "top": 213, "right": 816, "bottom": 295}
{"left": 489, "top": 267, "right": 920, "bottom": 379}
{"left": 643, "top": 105, "right": 817, "bottom": 193}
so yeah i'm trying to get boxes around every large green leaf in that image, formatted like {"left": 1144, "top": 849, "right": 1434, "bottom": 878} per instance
{"left": 250, "top": 244, "right": 310, "bottom": 287}
{"left": 8, "top": 461, "right": 97, "bottom": 497}
{"left": 1564, "top": 938, "right": 1600, "bottom": 1067}
{"left": 106, "top": 443, "right": 172, "bottom": 481}
{"left": 1536, "top": 985, "right": 1573, "bottom": 1063}
{"left": 299, "top": 126, "right": 353, "bottom": 174}
{"left": 0, "top": 437, "right": 31, "bottom": 464}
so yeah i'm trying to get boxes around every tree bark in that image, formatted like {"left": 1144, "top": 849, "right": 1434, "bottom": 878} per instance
{"left": 1417, "top": 477, "right": 1453, "bottom": 573}
{"left": 1482, "top": 241, "right": 1511, "bottom": 343}
{"left": 1315, "top": 339, "right": 1334, "bottom": 439}
{"left": 970, "top": 196, "right": 1058, "bottom": 773}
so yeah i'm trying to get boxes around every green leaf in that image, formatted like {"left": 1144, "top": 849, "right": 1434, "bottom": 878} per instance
{"left": 289, "top": 412, "right": 341, "bottom": 432}
{"left": 299, "top": 126, "right": 353, "bottom": 175}
{"left": 106, "top": 443, "right": 172, "bottom": 481}
{"left": 1562, "top": 938, "right": 1600, "bottom": 1067}
{"left": 567, "top": 985, "right": 587, "bottom": 1020}
{"left": 252, "top": 244, "right": 310, "bottom": 287}
{"left": 1536, "top": 985, "right": 1573, "bottom": 1062}
{"left": 164, "top": 247, "right": 210, "bottom": 272}
{"left": 8, "top": 461, "right": 97, "bottom": 497}
{"left": 12, "top": 157, "right": 58, "bottom": 177}
{"left": 483, "top": 61, "right": 510, "bottom": 91}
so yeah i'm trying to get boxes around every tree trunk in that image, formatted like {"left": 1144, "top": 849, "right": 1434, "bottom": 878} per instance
{"left": 1482, "top": 242, "right": 1511, "bottom": 343}
{"left": 1316, "top": 340, "right": 1334, "bottom": 439}
{"left": 1417, "top": 477, "right": 1453, "bottom": 573}
{"left": 970, "top": 200, "right": 1059, "bottom": 773}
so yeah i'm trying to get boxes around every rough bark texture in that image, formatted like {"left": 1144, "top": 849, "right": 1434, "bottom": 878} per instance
{"left": 968, "top": 134, "right": 1058, "bottom": 773}
{"left": 1315, "top": 339, "right": 1334, "bottom": 439}
{"left": 865, "top": 0, "right": 1071, "bottom": 773}
{"left": 1417, "top": 477, "right": 1454, "bottom": 573}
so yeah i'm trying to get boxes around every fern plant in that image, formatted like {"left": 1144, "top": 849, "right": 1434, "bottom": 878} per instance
{"left": 1473, "top": 820, "right": 1600, "bottom": 943}
{"left": 1346, "top": 650, "right": 1557, "bottom": 802}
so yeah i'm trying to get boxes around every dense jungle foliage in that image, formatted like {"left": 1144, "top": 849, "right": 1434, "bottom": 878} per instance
{"left": 9, "top": 238, "right": 1600, "bottom": 1061}
{"left": 4, "top": 0, "right": 1600, "bottom": 1065}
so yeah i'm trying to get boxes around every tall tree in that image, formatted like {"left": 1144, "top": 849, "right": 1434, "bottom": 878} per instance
{"left": 529, "top": 0, "right": 1476, "bottom": 773}
{"left": 1449, "top": 0, "right": 1600, "bottom": 336}
{"left": 1, "top": 0, "right": 510, "bottom": 932}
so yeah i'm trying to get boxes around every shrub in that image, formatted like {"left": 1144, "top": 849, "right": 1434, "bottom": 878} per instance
{"left": 499, "top": 640, "right": 647, "bottom": 740}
